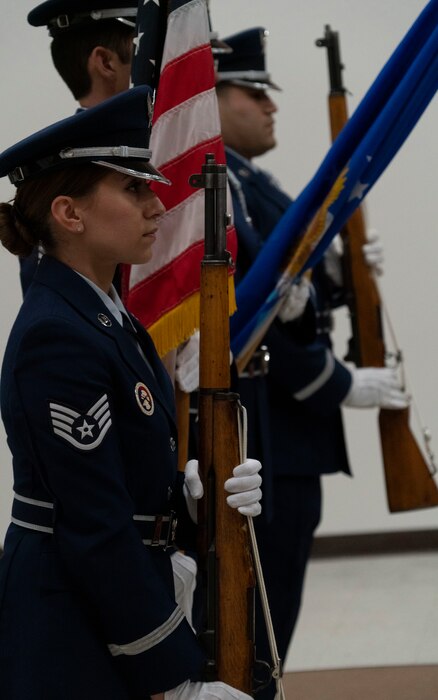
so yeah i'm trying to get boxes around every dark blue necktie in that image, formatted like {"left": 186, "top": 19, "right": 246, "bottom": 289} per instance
{"left": 122, "top": 312, "right": 138, "bottom": 341}
{"left": 122, "top": 313, "right": 155, "bottom": 377}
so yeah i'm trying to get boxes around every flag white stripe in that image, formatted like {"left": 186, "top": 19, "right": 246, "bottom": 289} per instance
{"left": 160, "top": 0, "right": 209, "bottom": 66}
{"left": 151, "top": 89, "right": 221, "bottom": 169}
{"left": 129, "top": 175, "right": 235, "bottom": 289}
{"left": 129, "top": 190, "right": 204, "bottom": 287}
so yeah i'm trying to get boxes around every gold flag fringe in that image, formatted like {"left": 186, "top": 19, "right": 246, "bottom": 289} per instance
{"left": 148, "top": 276, "right": 237, "bottom": 358}
{"left": 285, "top": 167, "right": 347, "bottom": 277}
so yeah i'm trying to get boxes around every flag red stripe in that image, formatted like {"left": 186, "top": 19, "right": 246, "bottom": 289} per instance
{"left": 128, "top": 241, "right": 204, "bottom": 327}
{"left": 129, "top": 227, "right": 237, "bottom": 328}
{"left": 153, "top": 44, "right": 215, "bottom": 121}
{"left": 151, "top": 135, "right": 225, "bottom": 211}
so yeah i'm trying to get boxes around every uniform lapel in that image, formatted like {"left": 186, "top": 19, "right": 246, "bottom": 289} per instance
{"left": 129, "top": 315, "right": 176, "bottom": 410}
{"left": 34, "top": 256, "right": 176, "bottom": 425}
{"left": 226, "top": 147, "right": 291, "bottom": 217}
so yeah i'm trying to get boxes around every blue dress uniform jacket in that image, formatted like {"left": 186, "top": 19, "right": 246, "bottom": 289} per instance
{"left": 19, "top": 248, "right": 39, "bottom": 296}
{"left": 227, "top": 148, "right": 352, "bottom": 478}
{"left": 227, "top": 148, "right": 351, "bottom": 699}
{"left": 0, "top": 255, "right": 205, "bottom": 699}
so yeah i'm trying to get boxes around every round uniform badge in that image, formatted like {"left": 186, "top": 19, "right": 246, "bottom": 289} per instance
{"left": 135, "top": 382, "right": 154, "bottom": 416}
{"left": 98, "top": 313, "right": 112, "bottom": 327}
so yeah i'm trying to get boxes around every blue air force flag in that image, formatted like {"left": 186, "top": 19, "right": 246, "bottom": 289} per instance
{"left": 231, "top": 0, "right": 438, "bottom": 360}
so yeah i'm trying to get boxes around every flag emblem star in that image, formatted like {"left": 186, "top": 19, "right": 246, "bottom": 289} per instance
{"left": 135, "top": 382, "right": 154, "bottom": 416}
{"left": 349, "top": 180, "right": 369, "bottom": 202}
{"left": 49, "top": 394, "right": 112, "bottom": 450}
{"left": 133, "top": 32, "right": 144, "bottom": 56}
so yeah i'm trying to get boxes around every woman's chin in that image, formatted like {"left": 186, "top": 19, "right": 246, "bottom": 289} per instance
{"left": 124, "top": 248, "right": 154, "bottom": 266}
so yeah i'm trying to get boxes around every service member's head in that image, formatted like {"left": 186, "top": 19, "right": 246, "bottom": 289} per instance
{"left": 0, "top": 87, "right": 167, "bottom": 266}
{"left": 28, "top": 0, "right": 138, "bottom": 106}
{"left": 216, "top": 27, "right": 280, "bottom": 160}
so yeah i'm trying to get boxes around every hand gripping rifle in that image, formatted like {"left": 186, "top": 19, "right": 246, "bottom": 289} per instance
{"left": 189, "top": 154, "right": 255, "bottom": 693}
{"left": 316, "top": 25, "right": 438, "bottom": 512}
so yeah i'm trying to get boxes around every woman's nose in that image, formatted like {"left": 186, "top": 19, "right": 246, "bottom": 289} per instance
{"left": 145, "top": 191, "right": 166, "bottom": 218}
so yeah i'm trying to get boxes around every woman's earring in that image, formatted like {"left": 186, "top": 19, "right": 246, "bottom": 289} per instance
{"left": 77, "top": 223, "right": 83, "bottom": 232}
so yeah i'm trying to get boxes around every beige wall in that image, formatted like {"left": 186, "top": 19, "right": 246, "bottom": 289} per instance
{"left": 0, "top": 0, "right": 437, "bottom": 544}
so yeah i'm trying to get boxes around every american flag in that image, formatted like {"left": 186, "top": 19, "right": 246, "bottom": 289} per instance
{"left": 124, "top": 0, "right": 237, "bottom": 357}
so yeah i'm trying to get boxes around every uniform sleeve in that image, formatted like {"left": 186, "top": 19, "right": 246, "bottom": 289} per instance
{"left": 265, "top": 321, "right": 352, "bottom": 416}
{"left": 12, "top": 318, "right": 205, "bottom": 696}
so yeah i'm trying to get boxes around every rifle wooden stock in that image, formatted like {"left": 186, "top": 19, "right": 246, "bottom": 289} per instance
{"left": 318, "top": 25, "right": 438, "bottom": 512}
{"left": 379, "top": 408, "right": 438, "bottom": 512}
{"left": 192, "top": 156, "right": 256, "bottom": 694}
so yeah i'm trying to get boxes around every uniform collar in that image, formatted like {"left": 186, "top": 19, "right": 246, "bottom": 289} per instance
{"left": 74, "top": 270, "right": 127, "bottom": 327}
{"left": 225, "top": 147, "right": 261, "bottom": 175}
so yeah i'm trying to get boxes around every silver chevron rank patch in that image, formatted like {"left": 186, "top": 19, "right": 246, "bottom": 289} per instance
{"left": 49, "top": 393, "right": 112, "bottom": 450}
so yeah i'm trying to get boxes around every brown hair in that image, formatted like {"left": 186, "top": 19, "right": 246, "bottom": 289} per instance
{"left": 51, "top": 21, "right": 134, "bottom": 100}
{"left": 0, "top": 164, "right": 110, "bottom": 258}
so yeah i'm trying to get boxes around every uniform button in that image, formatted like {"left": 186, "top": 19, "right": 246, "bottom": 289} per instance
{"left": 169, "top": 437, "right": 176, "bottom": 452}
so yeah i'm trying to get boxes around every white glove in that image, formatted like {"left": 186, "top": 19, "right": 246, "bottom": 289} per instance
{"left": 323, "top": 237, "right": 344, "bottom": 286}
{"left": 363, "top": 228, "right": 384, "bottom": 276}
{"left": 224, "top": 458, "right": 262, "bottom": 517}
{"left": 165, "top": 679, "right": 252, "bottom": 700}
{"left": 175, "top": 332, "right": 233, "bottom": 393}
{"left": 183, "top": 458, "right": 262, "bottom": 519}
{"left": 170, "top": 550, "right": 197, "bottom": 630}
{"left": 183, "top": 459, "right": 204, "bottom": 523}
{"left": 278, "top": 277, "right": 310, "bottom": 323}
{"left": 175, "top": 332, "right": 200, "bottom": 393}
{"left": 342, "top": 367, "right": 410, "bottom": 409}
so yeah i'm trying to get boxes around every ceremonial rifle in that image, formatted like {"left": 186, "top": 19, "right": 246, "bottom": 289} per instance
{"left": 316, "top": 25, "right": 438, "bottom": 512}
{"left": 189, "top": 154, "right": 256, "bottom": 693}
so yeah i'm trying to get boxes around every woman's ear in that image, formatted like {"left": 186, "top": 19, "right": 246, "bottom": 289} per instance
{"left": 51, "top": 196, "right": 83, "bottom": 233}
